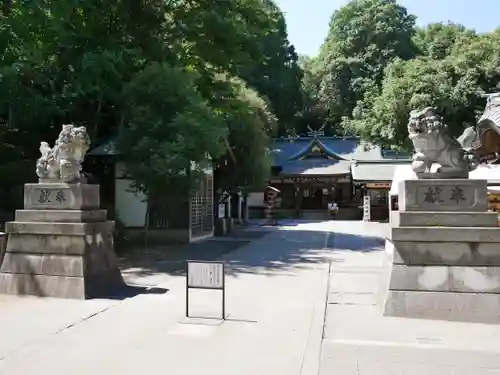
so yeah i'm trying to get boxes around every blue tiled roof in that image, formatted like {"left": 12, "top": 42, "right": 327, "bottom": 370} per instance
{"left": 271, "top": 136, "right": 412, "bottom": 177}
{"left": 87, "top": 135, "right": 412, "bottom": 179}
{"left": 87, "top": 139, "right": 118, "bottom": 156}
{"left": 351, "top": 159, "right": 412, "bottom": 181}
{"left": 271, "top": 137, "right": 389, "bottom": 165}
{"left": 280, "top": 159, "right": 351, "bottom": 175}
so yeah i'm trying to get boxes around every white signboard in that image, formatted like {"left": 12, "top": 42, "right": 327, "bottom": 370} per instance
{"left": 218, "top": 203, "right": 225, "bottom": 218}
{"left": 187, "top": 261, "right": 224, "bottom": 289}
{"left": 363, "top": 195, "right": 371, "bottom": 221}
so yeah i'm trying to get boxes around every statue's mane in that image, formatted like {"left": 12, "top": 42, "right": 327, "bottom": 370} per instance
{"left": 408, "top": 107, "right": 446, "bottom": 135}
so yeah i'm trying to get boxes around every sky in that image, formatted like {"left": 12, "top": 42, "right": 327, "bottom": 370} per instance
{"left": 274, "top": 0, "right": 500, "bottom": 56}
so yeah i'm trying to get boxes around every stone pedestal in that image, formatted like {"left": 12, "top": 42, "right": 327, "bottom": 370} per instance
{"left": 384, "top": 179, "right": 500, "bottom": 324}
{"left": 0, "top": 183, "right": 123, "bottom": 299}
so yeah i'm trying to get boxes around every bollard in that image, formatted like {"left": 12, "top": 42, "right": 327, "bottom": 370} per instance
{"left": 0, "top": 232, "right": 6, "bottom": 268}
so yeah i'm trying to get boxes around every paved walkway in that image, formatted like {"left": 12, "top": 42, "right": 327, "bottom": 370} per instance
{"left": 2, "top": 220, "right": 500, "bottom": 374}
{"left": 320, "top": 222, "right": 500, "bottom": 375}
{"left": 0, "top": 220, "right": 334, "bottom": 375}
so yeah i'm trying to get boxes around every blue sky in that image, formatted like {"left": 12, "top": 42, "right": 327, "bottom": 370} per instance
{"left": 274, "top": 0, "right": 500, "bottom": 56}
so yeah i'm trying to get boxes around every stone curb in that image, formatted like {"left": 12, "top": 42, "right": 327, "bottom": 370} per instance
{"left": 300, "top": 231, "right": 332, "bottom": 375}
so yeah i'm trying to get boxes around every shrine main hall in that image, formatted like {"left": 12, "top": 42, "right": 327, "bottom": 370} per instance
{"left": 259, "top": 132, "right": 411, "bottom": 221}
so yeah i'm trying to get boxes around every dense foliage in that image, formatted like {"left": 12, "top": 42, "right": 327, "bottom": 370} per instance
{"left": 3, "top": 0, "right": 499, "bottom": 210}
{"left": 299, "top": 0, "right": 500, "bottom": 150}
{"left": 0, "top": 0, "right": 303, "bottom": 208}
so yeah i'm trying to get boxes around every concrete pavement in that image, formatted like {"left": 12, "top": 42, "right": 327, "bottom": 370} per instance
{"left": 0, "top": 220, "right": 334, "bottom": 375}
{"left": 2, "top": 220, "right": 500, "bottom": 374}
{"left": 320, "top": 221, "right": 500, "bottom": 374}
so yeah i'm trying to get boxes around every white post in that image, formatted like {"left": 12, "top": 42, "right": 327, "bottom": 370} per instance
{"left": 236, "top": 192, "right": 243, "bottom": 224}
{"left": 243, "top": 195, "right": 249, "bottom": 223}
{"left": 226, "top": 195, "right": 232, "bottom": 218}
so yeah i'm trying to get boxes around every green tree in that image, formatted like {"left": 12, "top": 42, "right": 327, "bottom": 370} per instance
{"left": 213, "top": 76, "right": 276, "bottom": 194}
{"left": 314, "top": 0, "right": 416, "bottom": 134}
{"left": 348, "top": 57, "right": 457, "bottom": 149}
{"left": 117, "top": 63, "right": 227, "bottom": 196}
{"left": 235, "top": 0, "right": 303, "bottom": 134}
{"left": 0, "top": 0, "right": 306, "bottom": 221}
{"left": 293, "top": 55, "right": 328, "bottom": 135}
{"left": 351, "top": 26, "right": 500, "bottom": 149}
{"left": 413, "top": 22, "right": 476, "bottom": 60}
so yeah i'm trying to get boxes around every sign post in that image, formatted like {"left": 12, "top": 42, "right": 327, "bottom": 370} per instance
{"left": 263, "top": 185, "right": 280, "bottom": 226}
{"left": 186, "top": 260, "right": 226, "bottom": 320}
{"left": 363, "top": 195, "right": 371, "bottom": 222}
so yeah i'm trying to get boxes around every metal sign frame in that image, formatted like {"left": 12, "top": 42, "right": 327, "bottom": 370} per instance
{"left": 186, "top": 260, "right": 226, "bottom": 320}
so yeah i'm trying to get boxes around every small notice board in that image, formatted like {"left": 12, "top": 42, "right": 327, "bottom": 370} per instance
{"left": 186, "top": 261, "right": 226, "bottom": 319}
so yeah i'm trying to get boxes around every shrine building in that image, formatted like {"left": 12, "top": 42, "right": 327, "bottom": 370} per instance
{"left": 85, "top": 141, "right": 214, "bottom": 244}
{"left": 258, "top": 131, "right": 411, "bottom": 221}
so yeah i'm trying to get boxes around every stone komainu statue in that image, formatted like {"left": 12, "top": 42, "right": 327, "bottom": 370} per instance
{"left": 407, "top": 107, "right": 478, "bottom": 179}
{"left": 36, "top": 124, "right": 91, "bottom": 183}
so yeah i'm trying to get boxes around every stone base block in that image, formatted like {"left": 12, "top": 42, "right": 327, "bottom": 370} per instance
{"left": 0, "top": 273, "right": 85, "bottom": 298}
{"left": 24, "top": 183, "right": 99, "bottom": 210}
{"left": 1, "top": 253, "right": 84, "bottom": 276}
{"left": 398, "top": 179, "right": 488, "bottom": 212}
{"left": 391, "top": 226, "right": 500, "bottom": 242}
{"left": 397, "top": 211, "right": 498, "bottom": 227}
{"left": 384, "top": 290, "right": 500, "bottom": 324}
{"left": 384, "top": 235, "right": 500, "bottom": 323}
{"left": 393, "top": 240, "right": 500, "bottom": 266}
{"left": 0, "top": 220, "right": 123, "bottom": 299}
{"left": 5, "top": 221, "right": 114, "bottom": 236}
{"left": 15, "top": 209, "right": 107, "bottom": 223}
{"left": 388, "top": 264, "right": 500, "bottom": 293}
{"left": 0, "top": 269, "right": 123, "bottom": 299}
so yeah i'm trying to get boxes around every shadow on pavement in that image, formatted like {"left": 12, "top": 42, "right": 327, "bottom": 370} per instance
{"left": 110, "top": 284, "right": 169, "bottom": 300}
{"left": 225, "top": 229, "right": 384, "bottom": 275}
{"left": 328, "top": 232, "right": 385, "bottom": 252}
{"left": 118, "top": 227, "right": 271, "bottom": 278}
{"left": 119, "top": 221, "right": 386, "bottom": 279}
{"left": 90, "top": 283, "right": 169, "bottom": 300}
